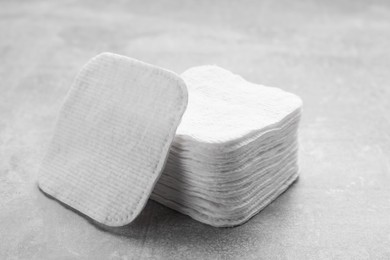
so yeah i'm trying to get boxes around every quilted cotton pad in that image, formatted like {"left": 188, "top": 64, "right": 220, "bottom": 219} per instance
{"left": 38, "top": 53, "right": 188, "bottom": 226}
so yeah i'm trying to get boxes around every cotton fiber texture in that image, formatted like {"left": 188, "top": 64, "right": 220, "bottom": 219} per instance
{"left": 38, "top": 53, "right": 188, "bottom": 226}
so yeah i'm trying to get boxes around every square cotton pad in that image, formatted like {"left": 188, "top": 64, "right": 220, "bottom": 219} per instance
{"left": 38, "top": 53, "right": 188, "bottom": 226}
{"left": 151, "top": 65, "right": 302, "bottom": 227}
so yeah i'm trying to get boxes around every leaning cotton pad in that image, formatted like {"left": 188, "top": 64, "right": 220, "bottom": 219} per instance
{"left": 38, "top": 53, "right": 188, "bottom": 226}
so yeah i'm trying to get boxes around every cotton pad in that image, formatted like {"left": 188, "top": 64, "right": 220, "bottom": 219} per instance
{"left": 151, "top": 65, "right": 302, "bottom": 227}
{"left": 38, "top": 53, "right": 188, "bottom": 226}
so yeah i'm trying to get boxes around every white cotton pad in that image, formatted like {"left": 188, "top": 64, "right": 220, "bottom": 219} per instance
{"left": 176, "top": 65, "right": 302, "bottom": 144}
{"left": 151, "top": 65, "right": 302, "bottom": 227}
{"left": 38, "top": 53, "right": 188, "bottom": 226}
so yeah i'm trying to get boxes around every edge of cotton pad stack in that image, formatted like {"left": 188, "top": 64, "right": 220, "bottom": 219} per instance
{"left": 151, "top": 65, "right": 302, "bottom": 227}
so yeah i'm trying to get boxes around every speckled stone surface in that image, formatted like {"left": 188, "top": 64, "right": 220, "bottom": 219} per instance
{"left": 1, "top": 0, "right": 390, "bottom": 259}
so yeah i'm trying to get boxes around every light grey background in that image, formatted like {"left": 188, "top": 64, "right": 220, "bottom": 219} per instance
{"left": 1, "top": 0, "right": 390, "bottom": 259}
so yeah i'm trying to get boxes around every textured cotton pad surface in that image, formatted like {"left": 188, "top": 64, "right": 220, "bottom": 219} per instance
{"left": 176, "top": 65, "right": 302, "bottom": 143}
{"left": 38, "top": 53, "right": 188, "bottom": 226}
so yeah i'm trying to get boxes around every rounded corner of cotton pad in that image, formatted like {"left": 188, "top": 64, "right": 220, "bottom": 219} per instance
{"left": 37, "top": 53, "right": 189, "bottom": 227}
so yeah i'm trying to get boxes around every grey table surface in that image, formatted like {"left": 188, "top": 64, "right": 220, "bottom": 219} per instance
{"left": 1, "top": 0, "right": 390, "bottom": 259}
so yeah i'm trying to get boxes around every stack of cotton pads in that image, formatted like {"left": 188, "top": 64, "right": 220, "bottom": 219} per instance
{"left": 151, "top": 66, "right": 302, "bottom": 227}
{"left": 38, "top": 53, "right": 302, "bottom": 228}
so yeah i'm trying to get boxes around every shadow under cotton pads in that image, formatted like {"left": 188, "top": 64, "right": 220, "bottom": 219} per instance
{"left": 38, "top": 53, "right": 188, "bottom": 226}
